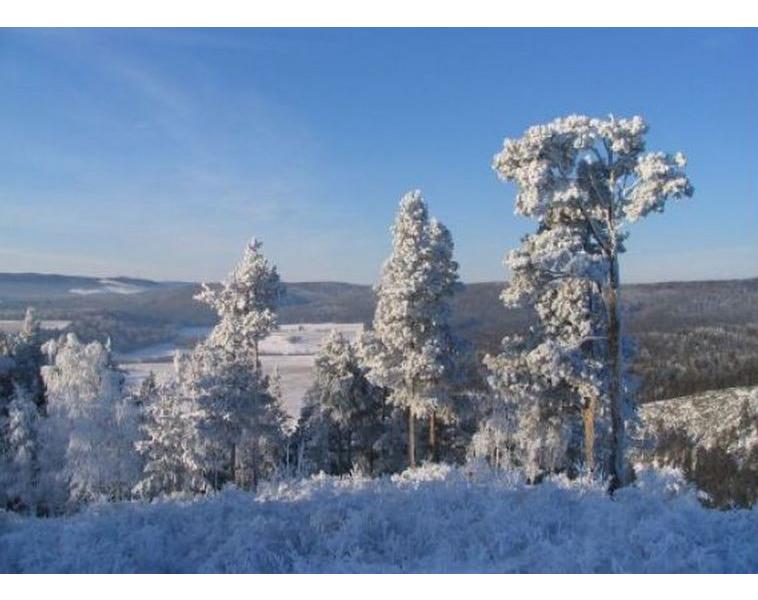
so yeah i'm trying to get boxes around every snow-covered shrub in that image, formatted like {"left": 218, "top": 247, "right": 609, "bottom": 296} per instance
{"left": 0, "top": 464, "right": 754, "bottom": 573}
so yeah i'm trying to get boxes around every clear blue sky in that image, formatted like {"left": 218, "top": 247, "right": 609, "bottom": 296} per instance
{"left": 0, "top": 28, "right": 755, "bottom": 284}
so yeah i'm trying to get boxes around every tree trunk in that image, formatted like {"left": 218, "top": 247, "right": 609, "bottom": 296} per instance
{"left": 582, "top": 395, "right": 596, "bottom": 474}
{"left": 251, "top": 451, "right": 259, "bottom": 492}
{"left": 607, "top": 255, "right": 629, "bottom": 490}
{"left": 429, "top": 410, "right": 437, "bottom": 462}
{"left": 230, "top": 443, "right": 237, "bottom": 485}
{"left": 346, "top": 430, "right": 353, "bottom": 473}
{"left": 408, "top": 409, "right": 416, "bottom": 468}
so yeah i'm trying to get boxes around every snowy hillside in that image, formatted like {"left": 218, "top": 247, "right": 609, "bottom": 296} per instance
{"left": 1, "top": 464, "right": 755, "bottom": 573}
{"left": 0, "top": 320, "right": 70, "bottom": 333}
{"left": 640, "top": 385, "right": 758, "bottom": 459}
{"left": 638, "top": 386, "right": 758, "bottom": 507}
{"left": 69, "top": 278, "right": 149, "bottom": 296}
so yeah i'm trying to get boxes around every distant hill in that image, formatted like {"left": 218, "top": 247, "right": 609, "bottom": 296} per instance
{"left": 1, "top": 272, "right": 757, "bottom": 401}
{"left": 638, "top": 384, "right": 758, "bottom": 507}
{"left": 0, "top": 273, "right": 168, "bottom": 300}
{"left": 2, "top": 272, "right": 757, "bottom": 340}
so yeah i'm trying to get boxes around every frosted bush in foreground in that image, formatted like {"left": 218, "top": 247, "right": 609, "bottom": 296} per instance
{"left": 1, "top": 464, "right": 755, "bottom": 573}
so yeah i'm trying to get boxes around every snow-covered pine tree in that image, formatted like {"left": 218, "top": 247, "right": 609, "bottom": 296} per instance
{"left": 40, "top": 334, "right": 141, "bottom": 510}
{"left": 179, "top": 339, "right": 287, "bottom": 490}
{"left": 1, "top": 384, "right": 40, "bottom": 512}
{"left": 298, "top": 330, "right": 384, "bottom": 475}
{"left": 186, "top": 238, "right": 288, "bottom": 490}
{"left": 424, "top": 217, "right": 463, "bottom": 460}
{"left": 490, "top": 115, "right": 693, "bottom": 488}
{"left": 134, "top": 364, "right": 205, "bottom": 497}
{"left": 195, "top": 238, "right": 284, "bottom": 372}
{"left": 361, "top": 190, "right": 461, "bottom": 467}
{"left": 0, "top": 308, "right": 46, "bottom": 511}
{"left": 134, "top": 371, "right": 158, "bottom": 411}
{"left": 14, "top": 308, "right": 45, "bottom": 407}
{"left": 483, "top": 259, "right": 606, "bottom": 480}
{"left": 0, "top": 308, "right": 45, "bottom": 415}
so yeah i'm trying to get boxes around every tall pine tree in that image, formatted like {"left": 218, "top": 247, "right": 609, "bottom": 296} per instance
{"left": 361, "top": 191, "right": 461, "bottom": 467}
{"left": 489, "top": 115, "right": 693, "bottom": 488}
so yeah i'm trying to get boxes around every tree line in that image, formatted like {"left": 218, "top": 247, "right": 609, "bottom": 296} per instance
{"left": 0, "top": 114, "right": 694, "bottom": 514}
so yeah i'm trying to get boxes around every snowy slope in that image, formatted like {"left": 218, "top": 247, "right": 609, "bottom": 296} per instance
{"left": 637, "top": 385, "right": 758, "bottom": 507}
{"left": 69, "top": 278, "right": 148, "bottom": 296}
{"left": 640, "top": 385, "right": 758, "bottom": 460}
{"left": 0, "top": 320, "right": 70, "bottom": 333}
{"left": 1, "top": 464, "right": 756, "bottom": 573}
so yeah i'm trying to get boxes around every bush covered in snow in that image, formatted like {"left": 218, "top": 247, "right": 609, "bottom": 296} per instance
{"left": 1, "top": 464, "right": 755, "bottom": 573}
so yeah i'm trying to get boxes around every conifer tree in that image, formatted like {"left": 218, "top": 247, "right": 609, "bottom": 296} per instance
{"left": 187, "top": 238, "right": 288, "bottom": 489}
{"left": 195, "top": 238, "right": 284, "bottom": 372}
{"left": 489, "top": 115, "right": 693, "bottom": 488}
{"left": 134, "top": 367, "right": 206, "bottom": 498}
{"left": 298, "top": 330, "right": 384, "bottom": 475}
{"left": 361, "top": 191, "right": 461, "bottom": 467}
{"left": 1, "top": 384, "right": 40, "bottom": 511}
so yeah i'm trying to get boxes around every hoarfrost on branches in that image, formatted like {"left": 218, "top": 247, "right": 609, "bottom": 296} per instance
{"left": 487, "top": 115, "right": 693, "bottom": 487}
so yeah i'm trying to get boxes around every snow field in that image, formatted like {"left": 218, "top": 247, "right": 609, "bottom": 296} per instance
{"left": 1, "top": 464, "right": 755, "bottom": 573}
{"left": 120, "top": 323, "right": 363, "bottom": 418}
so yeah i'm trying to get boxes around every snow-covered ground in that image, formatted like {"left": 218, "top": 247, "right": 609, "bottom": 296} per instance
{"left": 1, "top": 464, "right": 755, "bottom": 573}
{"left": 639, "top": 385, "right": 758, "bottom": 467}
{"left": 259, "top": 322, "right": 363, "bottom": 355}
{"left": 119, "top": 323, "right": 364, "bottom": 418}
{"left": 69, "top": 278, "right": 147, "bottom": 295}
{"left": 0, "top": 320, "right": 70, "bottom": 333}
{"left": 116, "top": 322, "right": 364, "bottom": 363}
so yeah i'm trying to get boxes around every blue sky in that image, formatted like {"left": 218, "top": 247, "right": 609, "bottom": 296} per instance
{"left": 0, "top": 28, "right": 755, "bottom": 284}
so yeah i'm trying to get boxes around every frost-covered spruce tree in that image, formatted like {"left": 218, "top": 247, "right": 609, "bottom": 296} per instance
{"left": 424, "top": 217, "right": 468, "bottom": 459}
{"left": 298, "top": 330, "right": 384, "bottom": 475}
{"left": 134, "top": 371, "right": 157, "bottom": 411}
{"left": 361, "top": 190, "right": 461, "bottom": 467}
{"left": 195, "top": 238, "right": 284, "bottom": 373}
{"left": 40, "top": 334, "right": 141, "bottom": 509}
{"left": 490, "top": 115, "right": 693, "bottom": 488}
